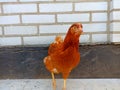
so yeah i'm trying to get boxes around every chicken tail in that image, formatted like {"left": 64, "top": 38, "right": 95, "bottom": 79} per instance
{"left": 53, "top": 35, "right": 63, "bottom": 44}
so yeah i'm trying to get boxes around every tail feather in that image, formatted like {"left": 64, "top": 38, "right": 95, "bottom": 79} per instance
{"left": 54, "top": 35, "right": 63, "bottom": 44}
{"left": 48, "top": 35, "right": 63, "bottom": 54}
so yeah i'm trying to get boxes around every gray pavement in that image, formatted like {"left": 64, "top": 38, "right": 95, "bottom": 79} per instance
{"left": 0, "top": 79, "right": 120, "bottom": 90}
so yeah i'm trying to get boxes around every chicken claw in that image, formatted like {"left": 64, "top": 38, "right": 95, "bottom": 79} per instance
{"left": 51, "top": 73, "right": 56, "bottom": 90}
{"left": 62, "top": 79, "right": 66, "bottom": 90}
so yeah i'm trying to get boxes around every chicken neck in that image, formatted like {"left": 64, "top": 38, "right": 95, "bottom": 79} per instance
{"left": 63, "top": 36, "right": 79, "bottom": 50}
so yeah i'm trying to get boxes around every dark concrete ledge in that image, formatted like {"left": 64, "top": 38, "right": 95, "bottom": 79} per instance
{"left": 0, "top": 44, "right": 120, "bottom": 79}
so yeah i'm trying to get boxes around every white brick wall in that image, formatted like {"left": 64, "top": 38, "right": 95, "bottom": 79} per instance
{"left": 83, "top": 23, "right": 107, "bottom": 32}
{"left": 23, "top": 36, "right": 56, "bottom": 45}
{"left": 22, "top": 15, "right": 55, "bottom": 24}
{"left": 75, "top": 2, "right": 107, "bottom": 11}
{"left": 0, "top": 0, "right": 17, "bottom": 2}
{"left": 40, "top": 25, "right": 70, "bottom": 34}
{"left": 0, "top": 37, "right": 21, "bottom": 46}
{"left": 57, "top": 14, "right": 90, "bottom": 22}
{"left": 92, "top": 13, "right": 107, "bottom": 22}
{"left": 112, "top": 11, "right": 120, "bottom": 20}
{"left": 0, "top": 0, "right": 119, "bottom": 46}
{"left": 39, "top": 3, "right": 72, "bottom": 13}
{"left": 111, "top": 34, "right": 120, "bottom": 42}
{"left": 3, "top": 4, "right": 37, "bottom": 14}
{"left": 110, "top": 0, "right": 120, "bottom": 43}
{"left": 110, "top": 22, "right": 120, "bottom": 31}
{"left": 0, "top": 16, "right": 20, "bottom": 25}
{"left": 92, "top": 34, "right": 107, "bottom": 43}
{"left": 80, "top": 35, "right": 90, "bottom": 43}
{"left": 4, "top": 26, "right": 38, "bottom": 35}
{"left": 112, "top": 0, "right": 120, "bottom": 9}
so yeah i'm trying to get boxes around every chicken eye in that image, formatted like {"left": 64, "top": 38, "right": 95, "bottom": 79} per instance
{"left": 70, "top": 27, "right": 76, "bottom": 34}
{"left": 73, "top": 26, "right": 77, "bottom": 30}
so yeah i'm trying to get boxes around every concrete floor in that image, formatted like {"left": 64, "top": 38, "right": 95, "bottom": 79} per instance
{"left": 0, "top": 79, "right": 120, "bottom": 90}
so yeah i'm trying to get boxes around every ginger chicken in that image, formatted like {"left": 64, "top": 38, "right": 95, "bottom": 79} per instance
{"left": 44, "top": 23, "right": 83, "bottom": 90}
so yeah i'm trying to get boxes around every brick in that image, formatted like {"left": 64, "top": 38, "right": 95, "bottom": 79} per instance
{"left": 4, "top": 26, "right": 37, "bottom": 35}
{"left": 111, "top": 34, "right": 120, "bottom": 42}
{"left": 39, "top": 3, "right": 72, "bottom": 13}
{"left": 80, "top": 34, "right": 90, "bottom": 43}
{"left": 23, "top": 36, "right": 56, "bottom": 45}
{"left": 75, "top": 2, "right": 107, "bottom": 11}
{"left": 0, "top": 15, "right": 20, "bottom": 25}
{"left": 20, "top": 0, "right": 53, "bottom": 2}
{"left": 22, "top": 15, "right": 55, "bottom": 24}
{"left": 0, "top": 27, "right": 2, "bottom": 35}
{"left": 112, "top": 0, "right": 120, "bottom": 9}
{"left": 92, "top": 13, "right": 107, "bottom": 21}
{"left": 0, "top": 0, "right": 17, "bottom": 2}
{"left": 110, "top": 22, "right": 120, "bottom": 31}
{"left": 39, "top": 25, "right": 70, "bottom": 34}
{"left": 83, "top": 23, "right": 107, "bottom": 32}
{"left": 92, "top": 34, "right": 107, "bottom": 43}
{"left": 57, "top": 14, "right": 89, "bottom": 22}
{"left": 0, "top": 37, "right": 21, "bottom": 46}
{"left": 112, "top": 11, "right": 120, "bottom": 20}
{"left": 3, "top": 4, "right": 37, "bottom": 14}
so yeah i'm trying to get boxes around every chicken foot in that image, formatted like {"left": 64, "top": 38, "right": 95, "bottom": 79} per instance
{"left": 51, "top": 73, "right": 56, "bottom": 90}
{"left": 62, "top": 79, "right": 66, "bottom": 90}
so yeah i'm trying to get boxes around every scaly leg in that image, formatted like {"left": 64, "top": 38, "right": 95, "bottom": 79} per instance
{"left": 63, "top": 79, "right": 66, "bottom": 90}
{"left": 51, "top": 73, "right": 56, "bottom": 90}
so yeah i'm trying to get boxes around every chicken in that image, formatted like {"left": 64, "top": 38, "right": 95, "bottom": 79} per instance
{"left": 43, "top": 23, "right": 83, "bottom": 90}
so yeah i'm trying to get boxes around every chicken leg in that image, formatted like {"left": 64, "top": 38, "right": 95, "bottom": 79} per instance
{"left": 63, "top": 79, "right": 66, "bottom": 90}
{"left": 51, "top": 73, "right": 56, "bottom": 90}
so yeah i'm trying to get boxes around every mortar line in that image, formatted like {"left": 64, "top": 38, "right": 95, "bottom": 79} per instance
{"left": 107, "top": 0, "right": 111, "bottom": 44}
{"left": 37, "top": 25, "right": 40, "bottom": 35}
{"left": 19, "top": 14, "right": 22, "bottom": 24}
{"left": 0, "top": 21, "right": 108, "bottom": 27}
{"left": 1, "top": 26, "right": 4, "bottom": 37}
{"left": 55, "top": 14, "right": 57, "bottom": 24}
{"left": 89, "top": 33, "right": 92, "bottom": 45}
{"left": 72, "top": 3, "right": 75, "bottom": 12}
{"left": 89, "top": 12, "right": 92, "bottom": 23}
{"left": 0, "top": 11, "right": 109, "bottom": 16}
{"left": 37, "top": 3, "right": 39, "bottom": 13}
{"left": 21, "top": 36, "right": 24, "bottom": 46}
{"left": 1, "top": 3, "right": 3, "bottom": 14}
{"left": 0, "top": 32, "right": 108, "bottom": 37}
